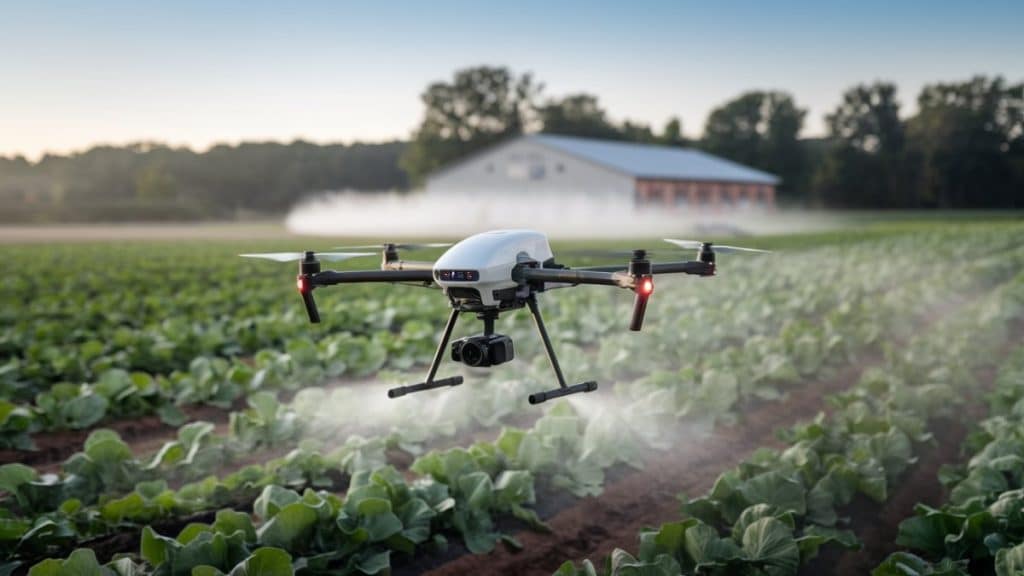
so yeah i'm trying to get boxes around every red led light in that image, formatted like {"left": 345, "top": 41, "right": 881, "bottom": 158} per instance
{"left": 639, "top": 277, "right": 654, "bottom": 295}
{"left": 296, "top": 276, "right": 308, "bottom": 293}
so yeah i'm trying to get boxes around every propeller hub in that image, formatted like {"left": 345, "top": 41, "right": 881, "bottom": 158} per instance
{"left": 699, "top": 243, "right": 715, "bottom": 265}
{"left": 628, "top": 250, "right": 651, "bottom": 276}
{"left": 300, "top": 255, "right": 321, "bottom": 275}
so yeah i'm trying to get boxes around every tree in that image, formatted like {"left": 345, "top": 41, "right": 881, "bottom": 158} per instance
{"left": 0, "top": 140, "right": 408, "bottom": 223}
{"left": 135, "top": 163, "right": 177, "bottom": 200}
{"left": 702, "top": 91, "right": 807, "bottom": 198}
{"left": 537, "top": 93, "right": 659, "bottom": 144}
{"left": 536, "top": 93, "right": 621, "bottom": 140}
{"left": 826, "top": 82, "right": 903, "bottom": 154}
{"left": 618, "top": 120, "right": 657, "bottom": 143}
{"left": 812, "top": 82, "right": 907, "bottom": 207}
{"left": 401, "top": 66, "right": 541, "bottom": 185}
{"left": 905, "top": 76, "right": 1024, "bottom": 208}
{"left": 659, "top": 117, "right": 687, "bottom": 147}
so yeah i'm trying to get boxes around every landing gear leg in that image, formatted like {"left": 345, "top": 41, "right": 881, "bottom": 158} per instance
{"left": 387, "top": 308, "right": 464, "bottom": 398}
{"left": 525, "top": 295, "right": 597, "bottom": 404}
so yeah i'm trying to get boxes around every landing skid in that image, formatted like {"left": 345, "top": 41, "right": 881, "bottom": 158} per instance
{"left": 386, "top": 296, "right": 599, "bottom": 403}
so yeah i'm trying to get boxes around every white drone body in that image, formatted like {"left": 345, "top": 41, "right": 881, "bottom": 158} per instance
{"left": 432, "top": 229, "right": 554, "bottom": 307}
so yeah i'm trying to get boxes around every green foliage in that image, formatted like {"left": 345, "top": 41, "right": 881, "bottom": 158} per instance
{"left": 0, "top": 400, "right": 34, "bottom": 449}
{"left": 702, "top": 90, "right": 807, "bottom": 198}
{"left": 537, "top": 93, "right": 616, "bottom": 139}
{"left": 401, "top": 66, "right": 540, "bottom": 185}
{"left": 229, "top": 393, "right": 301, "bottom": 449}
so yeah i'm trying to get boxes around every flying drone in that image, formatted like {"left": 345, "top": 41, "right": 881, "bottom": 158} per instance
{"left": 241, "top": 230, "right": 768, "bottom": 404}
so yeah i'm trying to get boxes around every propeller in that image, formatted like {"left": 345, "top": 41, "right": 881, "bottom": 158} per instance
{"left": 332, "top": 242, "right": 452, "bottom": 251}
{"left": 239, "top": 251, "right": 375, "bottom": 263}
{"left": 663, "top": 239, "right": 771, "bottom": 254}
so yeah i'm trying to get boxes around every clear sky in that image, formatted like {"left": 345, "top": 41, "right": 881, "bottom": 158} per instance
{"left": 2, "top": 0, "right": 1022, "bottom": 160}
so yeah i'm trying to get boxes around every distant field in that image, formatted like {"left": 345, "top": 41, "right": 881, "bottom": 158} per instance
{"left": 1, "top": 210, "right": 1019, "bottom": 246}
{"left": 0, "top": 221, "right": 293, "bottom": 243}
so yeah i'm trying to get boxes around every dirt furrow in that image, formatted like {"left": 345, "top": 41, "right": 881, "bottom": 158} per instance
{"left": 0, "top": 403, "right": 236, "bottom": 469}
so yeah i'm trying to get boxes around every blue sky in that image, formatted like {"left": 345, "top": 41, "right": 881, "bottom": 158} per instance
{"left": 2, "top": 0, "right": 1021, "bottom": 159}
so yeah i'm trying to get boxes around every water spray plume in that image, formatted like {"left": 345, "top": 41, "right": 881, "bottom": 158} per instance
{"left": 285, "top": 190, "right": 843, "bottom": 239}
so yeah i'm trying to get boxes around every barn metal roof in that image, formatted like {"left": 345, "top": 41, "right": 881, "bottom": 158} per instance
{"left": 530, "top": 134, "right": 780, "bottom": 185}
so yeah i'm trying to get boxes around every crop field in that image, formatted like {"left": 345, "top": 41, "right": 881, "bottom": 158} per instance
{"left": 2, "top": 218, "right": 1024, "bottom": 576}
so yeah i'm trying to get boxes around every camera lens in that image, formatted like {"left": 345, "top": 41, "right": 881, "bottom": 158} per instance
{"left": 460, "top": 340, "right": 485, "bottom": 366}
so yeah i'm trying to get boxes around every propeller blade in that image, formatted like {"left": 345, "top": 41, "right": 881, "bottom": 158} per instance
{"left": 317, "top": 252, "right": 377, "bottom": 261}
{"left": 663, "top": 239, "right": 705, "bottom": 250}
{"left": 714, "top": 244, "right": 771, "bottom": 254}
{"left": 239, "top": 252, "right": 307, "bottom": 262}
{"left": 663, "top": 239, "right": 770, "bottom": 254}
{"left": 239, "top": 252, "right": 374, "bottom": 263}
{"left": 332, "top": 242, "right": 452, "bottom": 251}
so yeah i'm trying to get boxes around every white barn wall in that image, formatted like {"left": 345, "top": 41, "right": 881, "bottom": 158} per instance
{"left": 424, "top": 138, "right": 635, "bottom": 202}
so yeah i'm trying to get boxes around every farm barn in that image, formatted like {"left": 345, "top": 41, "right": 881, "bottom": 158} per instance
{"left": 425, "top": 133, "right": 779, "bottom": 208}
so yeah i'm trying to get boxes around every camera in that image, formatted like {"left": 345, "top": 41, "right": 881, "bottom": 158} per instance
{"left": 451, "top": 334, "right": 515, "bottom": 367}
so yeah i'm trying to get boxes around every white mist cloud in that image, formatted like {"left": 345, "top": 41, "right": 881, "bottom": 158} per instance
{"left": 285, "top": 190, "right": 844, "bottom": 240}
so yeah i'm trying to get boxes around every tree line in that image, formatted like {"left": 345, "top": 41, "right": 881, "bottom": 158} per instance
{"left": 0, "top": 141, "right": 407, "bottom": 222}
{"left": 403, "top": 67, "right": 1023, "bottom": 209}
{"left": 1, "top": 66, "right": 1021, "bottom": 222}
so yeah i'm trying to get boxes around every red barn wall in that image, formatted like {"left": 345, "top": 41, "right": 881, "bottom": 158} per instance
{"left": 634, "top": 179, "right": 775, "bottom": 208}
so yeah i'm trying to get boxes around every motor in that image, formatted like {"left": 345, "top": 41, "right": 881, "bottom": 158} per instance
{"left": 451, "top": 333, "right": 515, "bottom": 367}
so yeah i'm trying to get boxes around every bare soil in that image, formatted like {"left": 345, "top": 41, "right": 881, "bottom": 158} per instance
{"left": 0, "top": 403, "right": 235, "bottom": 470}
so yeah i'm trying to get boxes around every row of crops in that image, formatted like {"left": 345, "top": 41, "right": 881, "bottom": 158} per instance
{"left": 0, "top": 243, "right": 451, "bottom": 442}
{"left": 2, "top": 224, "right": 1024, "bottom": 575}
{"left": 873, "top": 347, "right": 1024, "bottom": 575}
{"left": 552, "top": 253, "right": 1024, "bottom": 575}
{"left": 5, "top": 227, "right": 1019, "bottom": 446}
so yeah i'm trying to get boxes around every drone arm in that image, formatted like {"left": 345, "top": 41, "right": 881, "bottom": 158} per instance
{"left": 574, "top": 264, "right": 628, "bottom": 273}
{"left": 310, "top": 269, "right": 435, "bottom": 286}
{"left": 650, "top": 261, "right": 715, "bottom": 276}
{"left": 570, "top": 261, "right": 714, "bottom": 276}
{"left": 519, "top": 267, "right": 633, "bottom": 288}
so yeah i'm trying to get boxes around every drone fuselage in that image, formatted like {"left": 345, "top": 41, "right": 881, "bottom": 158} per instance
{"left": 432, "top": 229, "right": 553, "bottom": 311}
